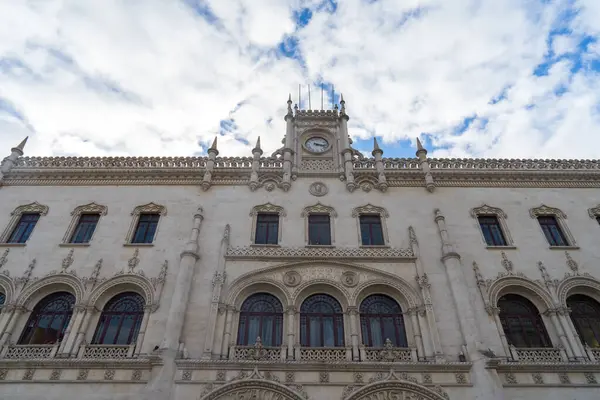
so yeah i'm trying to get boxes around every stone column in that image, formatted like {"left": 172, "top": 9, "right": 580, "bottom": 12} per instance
{"left": 564, "top": 312, "right": 586, "bottom": 357}
{"left": 433, "top": 209, "right": 503, "bottom": 400}
{"left": 491, "top": 309, "right": 510, "bottom": 356}
{"left": 408, "top": 309, "right": 425, "bottom": 358}
{"left": 220, "top": 306, "right": 236, "bottom": 359}
{"left": 202, "top": 225, "right": 230, "bottom": 359}
{"left": 202, "top": 140, "right": 218, "bottom": 191}
{"left": 416, "top": 311, "right": 433, "bottom": 358}
{"left": 134, "top": 306, "right": 153, "bottom": 356}
{"left": 410, "top": 227, "right": 444, "bottom": 360}
{"left": 556, "top": 309, "right": 584, "bottom": 359}
{"left": 147, "top": 208, "right": 203, "bottom": 398}
{"left": 415, "top": 138, "right": 435, "bottom": 192}
{"left": 0, "top": 306, "right": 23, "bottom": 346}
{"left": 286, "top": 306, "right": 296, "bottom": 359}
{"left": 347, "top": 306, "right": 360, "bottom": 361}
{"left": 59, "top": 305, "right": 83, "bottom": 354}
{"left": 546, "top": 309, "right": 574, "bottom": 358}
{"left": 70, "top": 307, "right": 95, "bottom": 356}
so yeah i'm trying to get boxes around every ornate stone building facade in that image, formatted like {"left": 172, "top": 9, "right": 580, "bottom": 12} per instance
{"left": 0, "top": 98, "right": 600, "bottom": 399}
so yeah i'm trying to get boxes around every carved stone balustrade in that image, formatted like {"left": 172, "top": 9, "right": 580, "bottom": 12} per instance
{"left": 295, "top": 346, "right": 352, "bottom": 362}
{"left": 78, "top": 343, "right": 136, "bottom": 359}
{"left": 509, "top": 346, "right": 567, "bottom": 363}
{"left": 0, "top": 343, "right": 59, "bottom": 359}
{"left": 228, "top": 344, "right": 286, "bottom": 362}
{"left": 585, "top": 346, "right": 600, "bottom": 362}
{"left": 360, "top": 345, "right": 417, "bottom": 362}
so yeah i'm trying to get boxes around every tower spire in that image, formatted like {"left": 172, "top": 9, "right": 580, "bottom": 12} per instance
{"left": 209, "top": 136, "right": 218, "bottom": 152}
{"left": 340, "top": 93, "right": 346, "bottom": 115}
{"left": 252, "top": 136, "right": 262, "bottom": 154}
{"left": 287, "top": 94, "right": 293, "bottom": 116}
{"left": 11, "top": 136, "right": 28, "bottom": 155}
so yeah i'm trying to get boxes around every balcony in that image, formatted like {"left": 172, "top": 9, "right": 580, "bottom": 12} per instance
{"left": 0, "top": 343, "right": 59, "bottom": 360}
{"left": 360, "top": 339, "right": 418, "bottom": 362}
{"left": 78, "top": 343, "right": 137, "bottom": 359}
{"left": 508, "top": 345, "right": 566, "bottom": 363}
{"left": 229, "top": 338, "right": 285, "bottom": 362}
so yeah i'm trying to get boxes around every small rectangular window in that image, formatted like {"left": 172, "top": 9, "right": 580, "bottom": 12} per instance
{"left": 255, "top": 213, "right": 279, "bottom": 245}
{"left": 7, "top": 213, "right": 40, "bottom": 244}
{"left": 308, "top": 214, "right": 331, "bottom": 245}
{"left": 478, "top": 216, "right": 507, "bottom": 246}
{"left": 132, "top": 213, "right": 160, "bottom": 244}
{"left": 70, "top": 214, "right": 100, "bottom": 244}
{"left": 359, "top": 215, "right": 385, "bottom": 245}
{"left": 538, "top": 216, "right": 567, "bottom": 246}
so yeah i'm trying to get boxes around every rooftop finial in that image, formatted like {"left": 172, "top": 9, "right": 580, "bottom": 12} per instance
{"left": 373, "top": 137, "right": 381, "bottom": 151}
{"left": 415, "top": 136, "right": 427, "bottom": 158}
{"left": 252, "top": 136, "right": 263, "bottom": 156}
{"left": 340, "top": 93, "right": 346, "bottom": 114}
{"left": 287, "top": 93, "right": 293, "bottom": 116}
{"left": 372, "top": 137, "right": 383, "bottom": 157}
{"left": 11, "top": 136, "right": 29, "bottom": 155}
{"left": 210, "top": 136, "right": 218, "bottom": 150}
{"left": 416, "top": 137, "right": 424, "bottom": 151}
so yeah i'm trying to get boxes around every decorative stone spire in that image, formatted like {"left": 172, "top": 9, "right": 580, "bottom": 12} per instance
{"left": 249, "top": 136, "right": 263, "bottom": 191}
{"left": 372, "top": 137, "right": 387, "bottom": 191}
{"left": 202, "top": 137, "right": 219, "bottom": 191}
{"left": 415, "top": 137, "right": 435, "bottom": 193}
{"left": 1, "top": 136, "right": 29, "bottom": 175}
{"left": 340, "top": 93, "right": 347, "bottom": 116}
{"left": 338, "top": 93, "right": 355, "bottom": 191}
{"left": 208, "top": 136, "right": 219, "bottom": 156}
{"left": 286, "top": 94, "right": 293, "bottom": 116}
{"left": 252, "top": 136, "right": 262, "bottom": 156}
{"left": 12, "top": 136, "right": 28, "bottom": 155}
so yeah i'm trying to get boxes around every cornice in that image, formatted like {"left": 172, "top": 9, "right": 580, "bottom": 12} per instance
{"left": 488, "top": 360, "right": 600, "bottom": 373}
{"left": 0, "top": 357, "right": 161, "bottom": 369}
{"left": 3, "top": 155, "right": 600, "bottom": 188}
{"left": 175, "top": 358, "right": 473, "bottom": 372}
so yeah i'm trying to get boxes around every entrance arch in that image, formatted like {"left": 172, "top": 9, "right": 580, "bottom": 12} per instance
{"left": 199, "top": 380, "right": 306, "bottom": 400}
{"left": 345, "top": 380, "right": 448, "bottom": 400}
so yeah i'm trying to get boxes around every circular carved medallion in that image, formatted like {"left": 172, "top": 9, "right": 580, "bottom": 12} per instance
{"left": 341, "top": 271, "right": 359, "bottom": 287}
{"left": 283, "top": 271, "right": 302, "bottom": 287}
{"left": 309, "top": 182, "right": 328, "bottom": 197}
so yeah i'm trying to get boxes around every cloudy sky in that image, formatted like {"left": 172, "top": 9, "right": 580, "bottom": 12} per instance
{"left": 0, "top": 0, "right": 599, "bottom": 159}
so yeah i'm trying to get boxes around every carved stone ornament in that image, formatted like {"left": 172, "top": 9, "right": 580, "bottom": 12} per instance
{"left": 470, "top": 204, "right": 507, "bottom": 218}
{"left": 341, "top": 271, "right": 359, "bottom": 288}
{"left": 198, "top": 371, "right": 308, "bottom": 400}
{"left": 71, "top": 202, "right": 108, "bottom": 216}
{"left": 10, "top": 202, "right": 49, "bottom": 216}
{"left": 301, "top": 202, "right": 337, "bottom": 218}
{"left": 283, "top": 271, "right": 302, "bottom": 287}
{"left": 309, "top": 181, "right": 328, "bottom": 197}
{"left": 250, "top": 203, "right": 286, "bottom": 217}
{"left": 352, "top": 204, "right": 390, "bottom": 218}
{"left": 131, "top": 202, "right": 167, "bottom": 216}
{"left": 344, "top": 370, "right": 449, "bottom": 400}
{"left": 588, "top": 204, "right": 600, "bottom": 219}
{"left": 529, "top": 204, "right": 567, "bottom": 219}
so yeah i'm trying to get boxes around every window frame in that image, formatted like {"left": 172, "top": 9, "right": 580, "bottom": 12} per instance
{"left": 470, "top": 204, "right": 514, "bottom": 248}
{"left": 91, "top": 292, "right": 145, "bottom": 345}
{"left": 498, "top": 294, "right": 552, "bottom": 348}
{"left": 588, "top": 204, "right": 600, "bottom": 226}
{"left": 249, "top": 203, "right": 286, "bottom": 245}
{"left": 299, "top": 294, "right": 345, "bottom": 347}
{"left": 359, "top": 294, "right": 408, "bottom": 347}
{"left": 18, "top": 292, "right": 75, "bottom": 345}
{"left": 529, "top": 205, "right": 576, "bottom": 248}
{"left": 567, "top": 294, "right": 600, "bottom": 348}
{"left": 0, "top": 202, "right": 48, "bottom": 245}
{"left": 236, "top": 293, "right": 284, "bottom": 347}
{"left": 125, "top": 203, "right": 166, "bottom": 245}
{"left": 352, "top": 204, "right": 389, "bottom": 246}
{"left": 301, "top": 202, "right": 337, "bottom": 246}
{"left": 62, "top": 202, "right": 107, "bottom": 245}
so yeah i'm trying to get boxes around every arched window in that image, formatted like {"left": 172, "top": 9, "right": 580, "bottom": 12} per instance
{"left": 19, "top": 292, "right": 75, "bottom": 344}
{"left": 498, "top": 294, "right": 551, "bottom": 348}
{"left": 360, "top": 295, "right": 408, "bottom": 347}
{"left": 567, "top": 294, "right": 600, "bottom": 348}
{"left": 237, "top": 293, "right": 283, "bottom": 347}
{"left": 300, "top": 294, "right": 344, "bottom": 347}
{"left": 92, "top": 292, "right": 145, "bottom": 345}
{"left": 0, "top": 292, "right": 5, "bottom": 307}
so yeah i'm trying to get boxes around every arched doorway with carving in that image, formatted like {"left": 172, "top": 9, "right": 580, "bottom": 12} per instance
{"left": 344, "top": 377, "right": 448, "bottom": 400}
{"left": 199, "top": 379, "right": 307, "bottom": 400}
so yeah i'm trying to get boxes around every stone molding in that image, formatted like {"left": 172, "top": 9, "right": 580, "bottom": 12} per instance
{"left": 0, "top": 202, "right": 49, "bottom": 243}
{"left": 226, "top": 246, "right": 414, "bottom": 261}
{"left": 588, "top": 204, "right": 600, "bottom": 219}
{"left": 249, "top": 203, "right": 286, "bottom": 244}
{"left": 470, "top": 204, "right": 514, "bottom": 246}
{"left": 529, "top": 204, "right": 576, "bottom": 246}
{"left": 62, "top": 202, "right": 108, "bottom": 243}
{"left": 124, "top": 203, "right": 166, "bottom": 244}
{"left": 6, "top": 156, "right": 600, "bottom": 189}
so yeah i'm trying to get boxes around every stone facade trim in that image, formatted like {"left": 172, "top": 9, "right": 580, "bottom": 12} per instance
{"left": 470, "top": 204, "right": 515, "bottom": 247}
{"left": 62, "top": 202, "right": 108, "bottom": 244}
{"left": 0, "top": 202, "right": 49, "bottom": 243}
{"left": 125, "top": 203, "right": 166, "bottom": 244}
{"left": 249, "top": 203, "right": 286, "bottom": 244}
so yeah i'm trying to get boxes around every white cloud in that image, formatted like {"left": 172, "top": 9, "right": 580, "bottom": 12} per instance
{"left": 0, "top": 0, "right": 598, "bottom": 160}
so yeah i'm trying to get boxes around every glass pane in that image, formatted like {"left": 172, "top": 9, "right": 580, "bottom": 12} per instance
{"left": 371, "top": 224, "right": 384, "bottom": 245}
{"left": 382, "top": 317, "right": 397, "bottom": 346}
{"left": 237, "top": 315, "right": 247, "bottom": 345}
{"left": 369, "top": 318, "right": 383, "bottom": 347}
{"left": 255, "top": 223, "right": 267, "bottom": 244}
{"left": 309, "top": 316, "right": 322, "bottom": 347}
{"left": 116, "top": 316, "right": 134, "bottom": 344}
{"left": 262, "top": 316, "right": 274, "bottom": 346}
{"left": 247, "top": 316, "right": 260, "bottom": 344}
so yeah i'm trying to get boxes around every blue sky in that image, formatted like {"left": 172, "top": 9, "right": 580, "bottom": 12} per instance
{"left": 0, "top": 0, "right": 599, "bottom": 159}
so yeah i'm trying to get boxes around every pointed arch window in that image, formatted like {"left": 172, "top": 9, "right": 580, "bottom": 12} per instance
{"left": 18, "top": 292, "right": 75, "bottom": 344}
{"left": 300, "top": 294, "right": 344, "bottom": 347}
{"left": 498, "top": 294, "right": 551, "bottom": 348}
{"left": 360, "top": 295, "right": 408, "bottom": 347}
{"left": 0, "top": 202, "right": 48, "bottom": 244}
{"left": 237, "top": 293, "right": 283, "bottom": 347}
{"left": 92, "top": 292, "right": 145, "bottom": 345}
{"left": 567, "top": 294, "right": 600, "bottom": 348}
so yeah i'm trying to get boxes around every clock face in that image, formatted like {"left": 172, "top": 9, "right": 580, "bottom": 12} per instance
{"left": 305, "top": 137, "right": 329, "bottom": 153}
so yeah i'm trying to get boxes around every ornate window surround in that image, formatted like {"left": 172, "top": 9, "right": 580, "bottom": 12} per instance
{"left": 124, "top": 202, "right": 167, "bottom": 245}
{"left": 470, "top": 204, "right": 515, "bottom": 248}
{"left": 249, "top": 203, "right": 286, "bottom": 245}
{"left": 61, "top": 202, "right": 108, "bottom": 245}
{"left": 352, "top": 204, "right": 390, "bottom": 247}
{"left": 0, "top": 202, "right": 49, "bottom": 244}
{"left": 301, "top": 202, "right": 337, "bottom": 246}
{"left": 529, "top": 204, "right": 577, "bottom": 248}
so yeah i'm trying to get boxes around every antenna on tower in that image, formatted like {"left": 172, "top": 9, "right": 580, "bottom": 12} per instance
{"left": 298, "top": 84, "right": 301, "bottom": 109}
{"left": 321, "top": 85, "right": 324, "bottom": 110}
{"left": 308, "top": 84, "right": 312, "bottom": 110}
{"left": 331, "top": 85, "right": 335, "bottom": 109}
